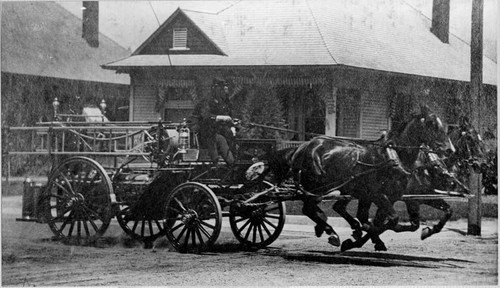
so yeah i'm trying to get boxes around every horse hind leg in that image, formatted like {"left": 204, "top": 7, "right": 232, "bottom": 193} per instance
{"left": 332, "top": 198, "right": 363, "bottom": 241}
{"left": 302, "top": 197, "right": 340, "bottom": 246}
{"left": 421, "top": 200, "right": 452, "bottom": 240}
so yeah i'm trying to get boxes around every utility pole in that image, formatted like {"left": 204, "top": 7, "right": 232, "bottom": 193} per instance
{"left": 467, "top": 0, "right": 483, "bottom": 236}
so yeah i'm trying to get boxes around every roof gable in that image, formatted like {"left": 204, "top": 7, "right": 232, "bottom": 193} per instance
{"left": 1, "top": 1, "right": 130, "bottom": 84}
{"left": 105, "top": 0, "right": 496, "bottom": 86}
{"left": 134, "top": 8, "right": 226, "bottom": 56}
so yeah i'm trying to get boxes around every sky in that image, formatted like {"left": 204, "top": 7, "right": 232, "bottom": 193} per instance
{"left": 56, "top": 0, "right": 497, "bottom": 58}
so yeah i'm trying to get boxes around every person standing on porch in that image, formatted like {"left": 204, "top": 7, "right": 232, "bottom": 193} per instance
{"left": 191, "top": 78, "right": 236, "bottom": 166}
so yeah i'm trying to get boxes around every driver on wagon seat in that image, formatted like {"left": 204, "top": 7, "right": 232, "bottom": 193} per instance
{"left": 191, "top": 78, "right": 237, "bottom": 166}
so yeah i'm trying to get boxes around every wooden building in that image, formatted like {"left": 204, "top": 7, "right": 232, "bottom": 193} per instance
{"left": 103, "top": 0, "right": 497, "bottom": 140}
{"left": 1, "top": 2, "right": 131, "bottom": 126}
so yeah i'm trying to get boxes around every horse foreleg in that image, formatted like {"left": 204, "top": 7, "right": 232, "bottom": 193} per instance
{"left": 345, "top": 195, "right": 400, "bottom": 252}
{"left": 341, "top": 209, "right": 388, "bottom": 252}
{"left": 421, "top": 199, "right": 452, "bottom": 240}
{"left": 302, "top": 197, "right": 340, "bottom": 246}
{"left": 332, "top": 198, "right": 363, "bottom": 241}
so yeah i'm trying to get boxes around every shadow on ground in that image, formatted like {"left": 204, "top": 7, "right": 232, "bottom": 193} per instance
{"left": 263, "top": 248, "right": 475, "bottom": 268}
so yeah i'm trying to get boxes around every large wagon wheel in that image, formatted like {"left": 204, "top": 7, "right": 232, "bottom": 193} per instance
{"left": 229, "top": 181, "right": 286, "bottom": 249}
{"left": 42, "top": 157, "right": 114, "bottom": 244}
{"left": 164, "top": 182, "right": 222, "bottom": 253}
{"left": 112, "top": 160, "right": 167, "bottom": 247}
{"left": 115, "top": 203, "right": 167, "bottom": 246}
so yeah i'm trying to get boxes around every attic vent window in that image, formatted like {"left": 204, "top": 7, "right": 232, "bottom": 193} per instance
{"left": 171, "top": 28, "right": 189, "bottom": 50}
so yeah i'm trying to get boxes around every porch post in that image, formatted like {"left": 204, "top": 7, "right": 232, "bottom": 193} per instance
{"left": 324, "top": 87, "right": 337, "bottom": 136}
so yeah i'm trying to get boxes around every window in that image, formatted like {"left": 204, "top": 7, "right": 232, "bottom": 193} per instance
{"left": 172, "top": 28, "right": 188, "bottom": 50}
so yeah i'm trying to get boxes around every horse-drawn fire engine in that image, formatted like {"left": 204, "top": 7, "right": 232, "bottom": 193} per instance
{"left": 4, "top": 99, "right": 472, "bottom": 253}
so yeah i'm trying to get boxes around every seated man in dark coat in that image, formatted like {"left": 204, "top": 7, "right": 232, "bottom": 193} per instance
{"left": 191, "top": 78, "right": 236, "bottom": 166}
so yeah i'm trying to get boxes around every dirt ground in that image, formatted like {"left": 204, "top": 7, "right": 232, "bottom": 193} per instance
{"left": 2, "top": 195, "right": 498, "bottom": 286}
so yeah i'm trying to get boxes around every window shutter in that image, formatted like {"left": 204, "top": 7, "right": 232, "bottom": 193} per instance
{"left": 173, "top": 28, "right": 187, "bottom": 48}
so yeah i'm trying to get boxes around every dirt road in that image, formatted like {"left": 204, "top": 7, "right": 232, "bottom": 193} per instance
{"left": 2, "top": 196, "right": 498, "bottom": 286}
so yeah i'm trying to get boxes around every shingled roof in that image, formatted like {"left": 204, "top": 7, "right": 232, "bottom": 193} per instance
{"left": 102, "top": 0, "right": 496, "bottom": 85}
{"left": 1, "top": 1, "right": 130, "bottom": 84}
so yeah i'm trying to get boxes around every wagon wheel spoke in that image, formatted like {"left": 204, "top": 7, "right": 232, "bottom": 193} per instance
{"left": 191, "top": 227, "right": 197, "bottom": 247}
{"left": 77, "top": 216, "right": 82, "bottom": 238}
{"left": 198, "top": 219, "right": 217, "bottom": 230}
{"left": 197, "top": 221, "right": 213, "bottom": 239}
{"left": 229, "top": 186, "right": 286, "bottom": 248}
{"left": 81, "top": 206, "right": 100, "bottom": 232}
{"left": 175, "top": 225, "right": 188, "bottom": 244}
{"left": 49, "top": 209, "right": 74, "bottom": 235}
{"left": 170, "top": 222, "right": 184, "bottom": 233}
{"left": 263, "top": 214, "right": 281, "bottom": 220}
{"left": 165, "top": 183, "right": 222, "bottom": 253}
{"left": 253, "top": 224, "right": 258, "bottom": 243}
{"left": 264, "top": 205, "right": 280, "bottom": 213}
{"left": 82, "top": 217, "right": 91, "bottom": 237}
{"left": 154, "top": 220, "right": 164, "bottom": 233}
{"left": 237, "top": 218, "right": 252, "bottom": 234}
{"left": 262, "top": 217, "right": 278, "bottom": 229}
{"left": 233, "top": 216, "right": 247, "bottom": 224}
{"left": 48, "top": 194, "right": 71, "bottom": 202}
{"left": 130, "top": 220, "right": 139, "bottom": 234}
{"left": 260, "top": 220, "right": 272, "bottom": 237}
{"left": 244, "top": 222, "right": 254, "bottom": 240}
{"left": 141, "top": 219, "right": 146, "bottom": 237}
{"left": 81, "top": 204, "right": 106, "bottom": 223}
{"left": 46, "top": 157, "right": 113, "bottom": 242}
{"left": 52, "top": 178, "right": 74, "bottom": 197}
{"left": 173, "top": 197, "right": 187, "bottom": 212}
{"left": 194, "top": 225, "right": 205, "bottom": 246}
{"left": 182, "top": 228, "right": 191, "bottom": 251}
{"left": 148, "top": 220, "right": 154, "bottom": 236}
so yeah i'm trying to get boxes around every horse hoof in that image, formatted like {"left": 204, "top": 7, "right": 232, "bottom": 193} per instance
{"left": 421, "top": 227, "right": 432, "bottom": 240}
{"left": 328, "top": 235, "right": 340, "bottom": 247}
{"left": 374, "top": 242, "right": 387, "bottom": 251}
{"left": 352, "top": 230, "right": 362, "bottom": 241}
{"left": 314, "top": 225, "right": 324, "bottom": 237}
{"left": 340, "top": 239, "right": 354, "bottom": 252}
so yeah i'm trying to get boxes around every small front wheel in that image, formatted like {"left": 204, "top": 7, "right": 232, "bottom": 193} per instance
{"left": 164, "top": 182, "right": 222, "bottom": 253}
{"left": 229, "top": 181, "right": 286, "bottom": 248}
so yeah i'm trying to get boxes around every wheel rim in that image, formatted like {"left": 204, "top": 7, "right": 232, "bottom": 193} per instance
{"left": 229, "top": 182, "right": 286, "bottom": 248}
{"left": 115, "top": 204, "right": 167, "bottom": 242}
{"left": 164, "top": 182, "right": 222, "bottom": 253}
{"left": 44, "top": 157, "right": 113, "bottom": 244}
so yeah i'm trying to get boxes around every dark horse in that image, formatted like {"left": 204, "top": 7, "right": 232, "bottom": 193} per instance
{"left": 266, "top": 106, "right": 455, "bottom": 249}
{"left": 446, "top": 116, "right": 486, "bottom": 181}
{"left": 336, "top": 116, "right": 482, "bottom": 251}
{"left": 338, "top": 146, "right": 469, "bottom": 252}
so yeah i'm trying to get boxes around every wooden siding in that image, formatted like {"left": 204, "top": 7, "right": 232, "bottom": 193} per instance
{"left": 361, "top": 90, "right": 389, "bottom": 139}
{"left": 336, "top": 89, "right": 360, "bottom": 138}
{"left": 139, "top": 14, "right": 222, "bottom": 55}
{"left": 133, "top": 85, "right": 161, "bottom": 121}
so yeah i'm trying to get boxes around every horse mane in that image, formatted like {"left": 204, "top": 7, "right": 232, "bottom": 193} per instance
{"left": 387, "top": 113, "right": 419, "bottom": 140}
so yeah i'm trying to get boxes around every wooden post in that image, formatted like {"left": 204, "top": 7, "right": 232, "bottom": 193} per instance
{"left": 297, "top": 89, "right": 305, "bottom": 140}
{"left": 324, "top": 87, "right": 337, "bottom": 137}
{"left": 467, "top": 0, "right": 483, "bottom": 236}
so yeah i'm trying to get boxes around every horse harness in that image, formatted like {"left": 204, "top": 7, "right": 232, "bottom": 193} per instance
{"left": 295, "top": 142, "right": 419, "bottom": 197}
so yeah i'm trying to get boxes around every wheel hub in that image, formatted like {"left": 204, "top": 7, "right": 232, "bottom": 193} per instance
{"left": 181, "top": 209, "right": 198, "bottom": 227}
{"left": 66, "top": 193, "right": 85, "bottom": 208}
